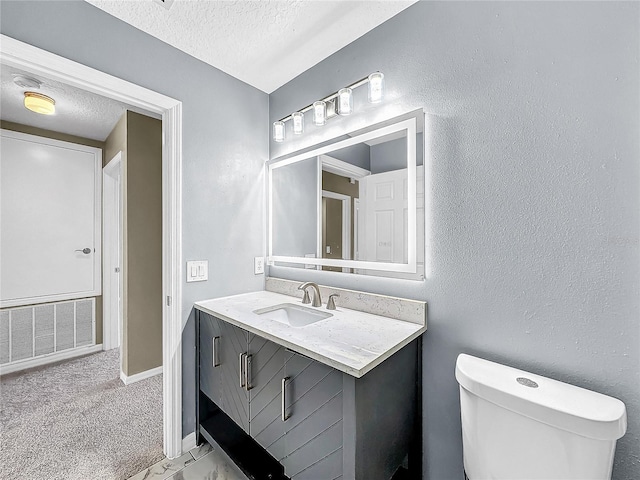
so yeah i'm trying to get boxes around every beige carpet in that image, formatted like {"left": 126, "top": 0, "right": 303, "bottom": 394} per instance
{"left": 0, "top": 349, "right": 164, "bottom": 480}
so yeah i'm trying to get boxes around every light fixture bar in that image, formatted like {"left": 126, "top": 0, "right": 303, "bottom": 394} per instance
{"left": 277, "top": 73, "right": 374, "bottom": 123}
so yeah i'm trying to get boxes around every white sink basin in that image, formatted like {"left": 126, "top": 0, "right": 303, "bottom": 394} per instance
{"left": 253, "top": 303, "right": 333, "bottom": 327}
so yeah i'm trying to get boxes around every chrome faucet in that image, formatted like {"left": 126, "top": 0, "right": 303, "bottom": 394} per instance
{"left": 298, "top": 282, "right": 322, "bottom": 307}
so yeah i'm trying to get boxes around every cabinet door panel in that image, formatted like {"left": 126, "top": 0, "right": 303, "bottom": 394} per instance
{"left": 284, "top": 391, "right": 342, "bottom": 454}
{"left": 219, "top": 320, "right": 249, "bottom": 433}
{"left": 283, "top": 353, "right": 344, "bottom": 479}
{"left": 199, "top": 313, "right": 222, "bottom": 406}
{"left": 248, "top": 334, "right": 287, "bottom": 461}
{"left": 284, "top": 419, "right": 343, "bottom": 480}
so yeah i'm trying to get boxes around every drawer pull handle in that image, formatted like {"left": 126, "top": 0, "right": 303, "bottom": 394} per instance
{"left": 245, "top": 354, "right": 253, "bottom": 391}
{"left": 212, "top": 336, "right": 220, "bottom": 367}
{"left": 239, "top": 353, "right": 246, "bottom": 388}
{"left": 282, "top": 377, "right": 291, "bottom": 422}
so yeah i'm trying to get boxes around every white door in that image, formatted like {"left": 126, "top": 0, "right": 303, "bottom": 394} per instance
{"left": 103, "top": 153, "right": 122, "bottom": 350}
{"left": 0, "top": 130, "right": 102, "bottom": 307}
{"left": 358, "top": 166, "right": 424, "bottom": 278}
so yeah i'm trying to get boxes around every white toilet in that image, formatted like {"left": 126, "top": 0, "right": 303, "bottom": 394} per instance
{"left": 455, "top": 354, "right": 627, "bottom": 480}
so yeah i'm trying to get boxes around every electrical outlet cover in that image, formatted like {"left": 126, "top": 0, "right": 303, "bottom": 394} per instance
{"left": 254, "top": 256, "right": 264, "bottom": 275}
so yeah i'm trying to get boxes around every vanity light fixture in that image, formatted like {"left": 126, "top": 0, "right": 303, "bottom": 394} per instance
{"left": 313, "top": 101, "right": 327, "bottom": 126}
{"left": 368, "top": 72, "right": 385, "bottom": 103}
{"left": 292, "top": 111, "right": 304, "bottom": 134}
{"left": 24, "top": 92, "right": 55, "bottom": 115}
{"left": 272, "top": 71, "right": 385, "bottom": 142}
{"left": 337, "top": 88, "right": 353, "bottom": 115}
{"left": 273, "top": 121, "right": 285, "bottom": 143}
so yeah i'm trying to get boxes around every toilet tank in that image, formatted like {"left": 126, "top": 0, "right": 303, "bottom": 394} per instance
{"left": 455, "top": 354, "right": 627, "bottom": 480}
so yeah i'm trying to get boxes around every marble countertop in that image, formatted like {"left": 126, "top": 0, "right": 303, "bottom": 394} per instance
{"left": 194, "top": 290, "right": 426, "bottom": 378}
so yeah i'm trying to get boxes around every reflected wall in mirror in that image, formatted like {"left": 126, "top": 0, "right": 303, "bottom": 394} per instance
{"left": 268, "top": 111, "right": 425, "bottom": 279}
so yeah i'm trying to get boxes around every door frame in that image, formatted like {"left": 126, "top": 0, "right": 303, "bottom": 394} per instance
{"left": 0, "top": 35, "right": 184, "bottom": 458}
{"left": 321, "top": 190, "right": 351, "bottom": 272}
{"left": 103, "top": 152, "right": 123, "bottom": 352}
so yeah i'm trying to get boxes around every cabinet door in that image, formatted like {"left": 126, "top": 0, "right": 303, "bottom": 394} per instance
{"left": 247, "top": 334, "right": 287, "bottom": 463}
{"left": 218, "top": 320, "right": 250, "bottom": 433}
{"left": 282, "top": 352, "right": 344, "bottom": 480}
{"left": 199, "top": 313, "right": 223, "bottom": 406}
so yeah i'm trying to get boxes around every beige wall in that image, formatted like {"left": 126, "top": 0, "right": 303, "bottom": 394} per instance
{"left": 125, "top": 111, "right": 162, "bottom": 376}
{"left": 104, "top": 111, "right": 162, "bottom": 376}
{"left": 1, "top": 120, "right": 105, "bottom": 150}
{"left": 1, "top": 121, "right": 105, "bottom": 344}
{"left": 104, "top": 114, "right": 126, "bottom": 168}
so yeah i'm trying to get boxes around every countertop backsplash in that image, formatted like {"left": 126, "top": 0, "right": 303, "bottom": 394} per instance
{"left": 265, "top": 277, "right": 426, "bottom": 326}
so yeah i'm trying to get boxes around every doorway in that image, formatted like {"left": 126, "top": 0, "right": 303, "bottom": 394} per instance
{"left": 0, "top": 34, "right": 184, "bottom": 458}
{"left": 321, "top": 190, "right": 352, "bottom": 273}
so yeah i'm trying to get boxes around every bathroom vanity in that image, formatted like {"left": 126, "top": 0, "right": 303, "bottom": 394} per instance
{"left": 195, "top": 112, "right": 428, "bottom": 479}
{"left": 194, "top": 281, "right": 426, "bottom": 480}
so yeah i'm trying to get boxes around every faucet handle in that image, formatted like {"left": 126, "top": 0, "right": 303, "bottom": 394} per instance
{"left": 301, "top": 289, "right": 311, "bottom": 304}
{"left": 327, "top": 294, "right": 340, "bottom": 310}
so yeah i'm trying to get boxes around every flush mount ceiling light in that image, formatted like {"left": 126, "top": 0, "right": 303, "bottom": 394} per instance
{"left": 272, "top": 71, "right": 385, "bottom": 142}
{"left": 24, "top": 92, "right": 56, "bottom": 115}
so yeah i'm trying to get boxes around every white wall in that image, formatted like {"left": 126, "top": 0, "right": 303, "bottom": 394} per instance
{"left": 269, "top": 2, "right": 640, "bottom": 479}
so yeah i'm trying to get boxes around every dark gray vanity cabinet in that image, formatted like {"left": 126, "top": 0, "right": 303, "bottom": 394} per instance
{"left": 197, "top": 310, "right": 420, "bottom": 480}
{"left": 198, "top": 313, "right": 223, "bottom": 407}
{"left": 199, "top": 313, "right": 287, "bottom": 437}
{"left": 218, "top": 319, "right": 251, "bottom": 431}
{"left": 281, "top": 351, "right": 344, "bottom": 479}
{"left": 199, "top": 314, "right": 250, "bottom": 431}
{"left": 247, "top": 332, "right": 287, "bottom": 459}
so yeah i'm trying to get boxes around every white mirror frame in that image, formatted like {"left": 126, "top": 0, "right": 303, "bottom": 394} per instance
{"left": 268, "top": 117, "right": 417, "bottom": 273}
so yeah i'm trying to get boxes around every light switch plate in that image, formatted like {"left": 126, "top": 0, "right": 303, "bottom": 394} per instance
{"left": 254, "top": 256, "right": 264, "bottom": 275}
{"left": 186, "top": 260, "right": 208, "bottom": 282}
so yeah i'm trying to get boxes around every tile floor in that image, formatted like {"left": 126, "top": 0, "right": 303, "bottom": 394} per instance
{"left": 128, "top": 442, "right": 249, "bottom": 480}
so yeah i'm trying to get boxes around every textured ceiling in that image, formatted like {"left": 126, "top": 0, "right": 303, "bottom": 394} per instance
{"left": 85, "top": 0, "right": 416, "bottom": 93}
{"left": 1, "top": 65, "right": 158, "bottom": 141}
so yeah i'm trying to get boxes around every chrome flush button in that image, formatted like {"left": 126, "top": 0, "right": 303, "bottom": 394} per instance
{"left": 517, "top": 377, "right": 539, "bottom": 388}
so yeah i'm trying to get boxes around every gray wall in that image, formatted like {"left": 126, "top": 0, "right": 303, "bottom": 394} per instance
{"left": 370, "top": 133, "right": 424, "bottom": 174}
{"left": 271, "top": 157, "right": 318, "bottom": 258}
{"left": 370, "top": 137, "right": 406, "bottom": 174}
{"left": 270, "top": 2, "right": 639, "bottom": 479}
{"left": 0, "top": 0, "right": 268, "bottom": 436}
{"left": 330, "top": 143, "right": 371, "bottom": 170}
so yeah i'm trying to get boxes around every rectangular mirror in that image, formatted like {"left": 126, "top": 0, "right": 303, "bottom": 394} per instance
{"left": 268, "top": 111, "right": 424, "bottom": 279}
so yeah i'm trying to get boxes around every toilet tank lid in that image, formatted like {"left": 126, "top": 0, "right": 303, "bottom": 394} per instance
{"left": 455, "top": 354, "right": 627, "bottom": 441}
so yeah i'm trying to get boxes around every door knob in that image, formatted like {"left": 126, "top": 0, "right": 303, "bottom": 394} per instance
{"left": 75, "top": 248, "right": 92, "bottom": 254}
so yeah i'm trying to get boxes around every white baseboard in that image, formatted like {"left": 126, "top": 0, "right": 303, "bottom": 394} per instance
{"left": 0, "top": 344, "right": 103, "bottom": 376}
{"left": 182, "top": 432, "right": 197, "bottom": 453}
{"left": 120, "top": 365, "right": 163, "bottom": 385}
